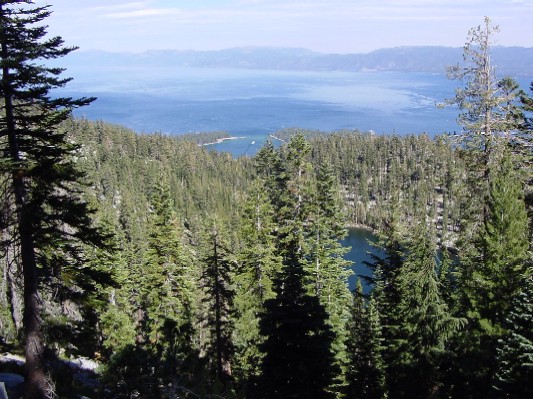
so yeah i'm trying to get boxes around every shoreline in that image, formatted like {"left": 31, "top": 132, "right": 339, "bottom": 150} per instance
{"left": 345, "top": 223, "right": 375, "bottom": 233}
{"left": 268, "top": 134, "right": 287, "bottom": 143}
{"left": 199, "top": 136, "right": 246, "bottom": 146}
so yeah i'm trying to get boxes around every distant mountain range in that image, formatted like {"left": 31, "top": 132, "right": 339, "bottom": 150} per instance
{"left": 65, "top": 46, "right": 533, "bottom": 76}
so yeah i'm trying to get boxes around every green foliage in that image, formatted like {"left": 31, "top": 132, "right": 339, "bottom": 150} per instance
{"left": 400, "top": 221, "right": 462, "bottom": 357}
{"left": 345, "top": 280, "right": 387, "bottom": 399}
{"left": 141, "top": 177, "right": 195, "bottom": 345}
{"left": 307, "top": 162, "right": 353, "bottom": 388}
{"left": 253, "top": 248, "right": 338, "bottom": 399}
{"left": 199, "top": 218, "right": 236, "bottom": 389}
{"left": 0, "top": 9, "right": 532, "bottom": 399}
{"left": 175, "top": 131, "right": 231, "bottom": 145}
{"left": 248, "top": 134, "right": 348, "bottom": 398}
{"left": 100, "top": 344, "right": 162, "bottom": 398}
{"left": 457, "top": 152, "right": 529, "bottom": 339}
{"left": 446, "top": 17, "right": 505, "bottom": 141}
{"left": 91, "top": 222, "right": 137, "bottom": 355}
{"left": 494, "top": 274, "right": 533, "bottom": 398}
{"left": 479, "top": 153, "right": 530, "bottom": 322}
{"left": 396, "top": 220, "right": 464, "bottom": 398}
{"left": 0, "top": 2, "right": 111, "bottom": 396}
{"left": 233, "top": 179, "right": 281, "bottom": 383}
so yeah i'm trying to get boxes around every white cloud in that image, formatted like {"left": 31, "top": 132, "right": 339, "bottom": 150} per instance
{"left": 91, "top": 2, "right": 150, "bottom": 11}
{"left": 104, "top": 8, "right": 180, "bottom": 18}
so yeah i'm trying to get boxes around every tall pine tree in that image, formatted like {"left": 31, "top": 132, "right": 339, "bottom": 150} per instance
{"left": 251, "top": 134, "right": 340, "bottom": 398}
{"left": 494, "top": 273, "right": 533, "bottom": 398}
{"left": 233, "top": 178, "right": 281, "bottom": 384}
{"left": 199, "top": 218, "right": 235, "bottom": 391}
{"left": 345, "top": 279, "right": 387, "bottom": 399}
{"left": 140, "top": 177, "right": 195, "bottom": 376}
{"left": 253, "top": 239, "right": 337, "bottom": 399}
{"left": 397, "top": 220, "right": 464, "bottom": 399}
{"left": 0, "top": 2, "right": 109, "bottom": 397}
{"left": 452, "top": 151, "right": 530, "bottom": 398}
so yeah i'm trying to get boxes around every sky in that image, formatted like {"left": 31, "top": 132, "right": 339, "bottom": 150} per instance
{"left": 37, "top": 0, "right": 533, "bottom": 54}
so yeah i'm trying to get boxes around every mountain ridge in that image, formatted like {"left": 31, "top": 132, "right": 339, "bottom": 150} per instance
{"left": 65, "top": 46, "right": 533, "bottom": 76}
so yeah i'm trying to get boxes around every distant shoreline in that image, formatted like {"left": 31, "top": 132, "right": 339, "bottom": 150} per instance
{"left": 199, "top": 136, "right": 246, "bottom": 146}
{"left": 268, "top": 134, "right": 287, "bottom": 143}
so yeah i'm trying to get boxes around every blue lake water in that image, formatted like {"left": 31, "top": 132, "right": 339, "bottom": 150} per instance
{"left": 59, "top": 65, "right": 479, "bottom": 156}
{"left": 61, "top": 65, "right": 532, "bottom": 156}
{"left": 342, "top": 228, "right": 378, "bottom": 293}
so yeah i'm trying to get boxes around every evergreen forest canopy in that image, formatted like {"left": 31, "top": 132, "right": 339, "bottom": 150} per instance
{"left": 0, "top": 4, "right": 531, "bottom": 399}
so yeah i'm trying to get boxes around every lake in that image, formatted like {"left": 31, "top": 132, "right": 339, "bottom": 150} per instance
{"left": 59, "top": 65, "right": 476, "bottom": 156}
{"left": 59, "top": 64, "right": 533, "bottom": 157}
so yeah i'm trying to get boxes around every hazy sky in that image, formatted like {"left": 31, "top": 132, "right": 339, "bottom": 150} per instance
{"left": 38, "top": 0, "right": 533, "bottom": 53}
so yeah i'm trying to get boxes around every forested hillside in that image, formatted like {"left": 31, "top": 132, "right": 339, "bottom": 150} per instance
{"left": 0, "top": 4, "right": 532, "bottom": 399}
{"left": 3, "top": 115, "right": 532, "bottom": 398}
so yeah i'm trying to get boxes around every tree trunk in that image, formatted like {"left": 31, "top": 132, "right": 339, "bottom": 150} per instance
{"left": 2, "top": 38, "right": 50, "bottom": 399}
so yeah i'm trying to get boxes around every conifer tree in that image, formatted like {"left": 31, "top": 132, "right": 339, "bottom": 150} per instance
{"left": 446, "top": 17, "right": 525, "bottom": 230}
{"left": 97, "top": 261, "right": 136, "bottom": 355}
{"left": 237, "top": 178, "right": 280, "bottom": 303}
{"left": 253, "top": 239, "right": 337, "bottom": 399}
{"left": 0, "top": 2, "right": 108, "bottom": 397}
{"left": 494, "top": 273, "right": 533, "bottom": 398}
{"left": 199, "top": 218, "right": 235, "bottom": 390}
{"left": 308, "top": 162, "right": 352, "bottom": 299}
{"left": 363, "top": 216, "right": 404, "bottom": 330}
{"left": 519, "top": 82, "right": 533, "bottom": 152}
{"left": 444, "top": 18, "right": 531, "bottom": 398}
{"left": 233, "top": 178, "right": 281, "bottom": 382}
{"left": 308, "top": 162, "right": 353, "bottom": 388}
{"left": 452, "top": 151, "right": 530, "bottom": 397}
{"left": 140, "top": 177, "right": 195, "bottom": 373}
{"left": 345, "top": 279, "right": 387, "bottom": 399}
{"left": 362, "top": 216, "right": 405, "bottom": 397}
{"left": 478, "top": 153, "right": 530, "bottom": 326}
{"left": 251, "top": 134, "right": 341, "bottom": 398}
{"left": 446, "top": 17, "right": 508, "bottom": 166}
{"left": 397, "top": 220, "right": 464, "bottom": 398}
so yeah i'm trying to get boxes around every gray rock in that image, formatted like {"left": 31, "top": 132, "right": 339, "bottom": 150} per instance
{"left": 0, "top": 374, "right": 24, "bottom": 399}
{"left": 0, "top": 382, "right": 8, "bottom": 399}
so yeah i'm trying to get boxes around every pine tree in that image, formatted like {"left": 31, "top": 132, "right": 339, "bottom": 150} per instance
{"left": 443, "top": 18, "right": 531, "bottom": 398}
{"left": 233, "top": 178, "right": 281, "bottom": 383}
{"left": 140, "top": 177, "right": 195, "bottom": 374}
{"left": 494, "top": 273, "right": 533, "bottom": 398}
{"left": 478, "top": 153, "right": 530, "bottom": 328}
{"left": 345, "top": 279, "right": 387, "bottom": 399}
{"left": 397, "top": 220, "right": 464, "bottom": 399}
{"left": 446, "top": 17, "right": 524, "bottom": 226}
{"left": 308, "top": 162, "right": 353, "bottom": 389}
{"left": 253, "top": 240, "right": 337, "bottom": 399}
{"left": 0, "top": 2, "right": 108, "bottom": 397}
{"left": 251, "top": 134, "right": 340, "bottom": 398}
{"left": 452, "top": 151, "right": 530, "bottom": 398}
{"left": 237, "top": 178, "right": 280, "bottom": 303}
{"left": 446, "top": 17, "right": 507, "bottom": 162}
{"left": 199, "top": 218, "right": 235, "bottom": 390}
{"left": 362, "top": 217, "right": 405, "bottom": 398}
